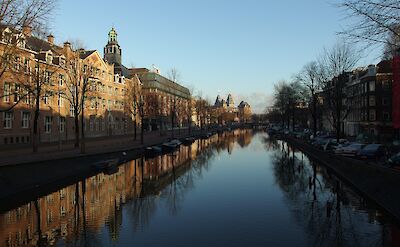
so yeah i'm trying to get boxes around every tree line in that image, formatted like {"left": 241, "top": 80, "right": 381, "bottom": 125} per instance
{"left": 267, "top": 0, "right": 400, "bottom": 142}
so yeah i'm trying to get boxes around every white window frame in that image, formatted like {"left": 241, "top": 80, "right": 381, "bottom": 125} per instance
{"left": 44, "top": 116, "right": 52, "bottom": 133}
{"left": 59, "top": 116, "right": 65, "bottom": 133}
{"left": 3, "top": 83, "right": 11, "bottom": 102}
{"left": 22, "top": 112, "right": 30, "bottom": 128}
{"left": 3, "top": 112, "right": 13, "bottom": 129}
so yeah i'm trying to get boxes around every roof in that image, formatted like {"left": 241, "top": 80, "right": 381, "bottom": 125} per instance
{"left": 377, "top": 60, "right": 392, "bottom": 74}
{"left": 79, "top": 50, "right": 96, "bottom": 59}
{"left": 26, "top": 36, "right": 62, "bottom": 55}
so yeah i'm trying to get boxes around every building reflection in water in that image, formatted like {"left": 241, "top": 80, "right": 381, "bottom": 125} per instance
{"left": 0, "top": 129, "right": 254, "bottom": 247}
{"left": 263, "top": 138, "right": 400, "bottom": 247}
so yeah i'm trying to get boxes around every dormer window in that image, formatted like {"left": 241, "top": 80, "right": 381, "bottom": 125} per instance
{"left": 16, "top": 34, "right": 26, "bottom": 48}
{"left": 2, "top": 29, "right": 12, "bottom": 43}
{"left": 46, "top": 51, "right": 53, "bottom": 64}
{"left": 59, "top": 56, "right": 66, "bottom": 67}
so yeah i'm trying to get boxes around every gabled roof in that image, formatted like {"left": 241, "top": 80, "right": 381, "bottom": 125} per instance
{"left": 26, "top": 36, "right": 62, "bottom": 55}
{"left": 79, "top": 50, "right": 96, "bottom": 59}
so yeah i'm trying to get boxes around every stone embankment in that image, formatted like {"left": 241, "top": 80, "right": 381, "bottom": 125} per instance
{"left": 285, "top": 136, "right": 400, "bottom": 222}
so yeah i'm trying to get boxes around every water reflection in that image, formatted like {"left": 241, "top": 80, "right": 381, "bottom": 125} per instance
{"left": 0, "top": 129, "right": 252, "bottom": 247}
{"left": 265, "top": 139, "right": 400, "bottom": 247}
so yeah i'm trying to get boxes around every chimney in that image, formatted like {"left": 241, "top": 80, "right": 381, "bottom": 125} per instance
{"left": 47, "top": 34, "right": 54, "bottom": 45}
{"left": 22, "top": 26, "right": 32, "bottom": 37}
{"left": 63, "top": 41, "right": 71, "bottom": 54}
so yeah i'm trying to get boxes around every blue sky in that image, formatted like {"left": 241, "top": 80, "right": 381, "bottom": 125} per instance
{"left": 52, "top": 0, "right": 380, "bottom": 113}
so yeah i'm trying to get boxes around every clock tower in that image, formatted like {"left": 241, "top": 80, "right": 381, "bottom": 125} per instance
{"left": 104, "top": 27, "right": 122, "bottom": 65}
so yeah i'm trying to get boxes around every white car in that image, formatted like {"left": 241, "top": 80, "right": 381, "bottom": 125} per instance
{"left": 336, "top": 143, "right": 365, "bottom": 157}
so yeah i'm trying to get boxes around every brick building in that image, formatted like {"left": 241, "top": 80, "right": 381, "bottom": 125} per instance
{"left": 0, "top": 26, "right": 141, "bottom": 147}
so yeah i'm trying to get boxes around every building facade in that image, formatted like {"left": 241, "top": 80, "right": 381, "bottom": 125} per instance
{"left": 0, "top": 26, "right": 142, "bottom": 146}
{"left": 130, "top": 68, "right": 191, "bottom": 132}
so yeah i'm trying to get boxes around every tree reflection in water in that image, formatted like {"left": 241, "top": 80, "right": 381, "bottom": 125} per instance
{"left": 125, "top": 130, "right": 254, "bottom": 238}
{"left": 267, "top": 138, "right": 394, "bottom": 247}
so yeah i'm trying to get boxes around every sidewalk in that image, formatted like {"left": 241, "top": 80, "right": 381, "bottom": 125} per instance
{"left": 0, "top": 129, "right": 195, "bottom": 166}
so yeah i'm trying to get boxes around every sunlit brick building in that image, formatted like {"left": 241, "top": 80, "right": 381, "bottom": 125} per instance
{"left": 0, "top": 26, "right": 139, "bottom": 146}
{"left": 130, "top": 68, "right": 191, "bottom": 132}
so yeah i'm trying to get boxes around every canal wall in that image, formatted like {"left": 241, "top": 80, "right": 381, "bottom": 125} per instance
{"left": 284, "top": 137, "right": 400, "bottom": 222}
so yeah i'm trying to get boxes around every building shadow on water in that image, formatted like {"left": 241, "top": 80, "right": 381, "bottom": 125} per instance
{"left": 264, "top": 137, "right": 400, "bottom": 247}
{"left": 0, "top": 129, "right": 255, "bottom": 246}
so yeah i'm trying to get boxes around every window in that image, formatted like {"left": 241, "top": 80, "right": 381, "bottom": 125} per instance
{"left": 44, "top": 116, "right": 52, "bottom": 133}
{"left": 369, "top": 81, "right": 375, "bottom": 92}
{"left": 382, "top": 80, "right": 391, "bottom": 90}
{"left": 3, "top": 112, "right": 13, "bottom": 129}
{"left": 24, "top": 58, "right": 30, "bottom": 73}
{"left": 43, "top": 94, "right": 49, "bottom": 105}
{"left": 58, "top": 94, "right": 63, "bottom": 107}
{"left": 13, "top": 84, "right": 19, "bottom": 103}
{"left": 382, "top": 97, "right": 389, "bottom": 106}
{"left": 44, "top": 71, "right": 51, "bottom": 84}
{"left": 59, "top": 74, "right": 64, "bottom": 86}
{"left": 369, "top": 96, "right": 376, "bottom": 107}
{"left": 3, "top": 83, "right": 11, "bottom": 102}
{"left": 90, "top": 98, "right": 96, "bottom": 109}
{"left": 22, "top": 112, "right": 30, "bottom": 128}
{"left": 23, "top": 90, "right": 30, "bottom": 104}
{"left": 369, "top": 110, "right": 376, "bottom": 121}
{"left": 14, "top": 57, "right": 20, "bottom": 71}
{"left": 70, "top": 103, "right": 75, "bottom": 117}
{"left": 89, "top": 117, "right": 94, "bottom": 131}
{"left": 383, "top": 112, "right": 390, "bottom": 121}
{"left": 59, "top": 117, "right": 65, "bottom": 133}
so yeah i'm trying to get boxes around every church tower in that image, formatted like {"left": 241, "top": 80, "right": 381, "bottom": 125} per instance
{"left": 104, "top": 27, "right": 122, "bottom": 65}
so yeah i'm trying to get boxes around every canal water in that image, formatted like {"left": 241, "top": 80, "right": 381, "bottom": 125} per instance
{"left": 1, "top": 130, "right": 399, "bottom": 247}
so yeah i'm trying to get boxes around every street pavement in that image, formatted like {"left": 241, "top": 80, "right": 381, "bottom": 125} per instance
{"left": 0, "top": 129, "right": 194, "bottom": 166}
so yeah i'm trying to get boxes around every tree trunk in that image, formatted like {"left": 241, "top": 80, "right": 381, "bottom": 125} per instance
{"left": 292, "top": 106, "right": 295, "bottom": 131}
{"left": 32, "top": 93, "right": 40, "bottom": 152}
{"left": 140, "top": 116, "right": 144, "bottom": 144}
{"left": 80, "top": 106, "right": 85, "bottom": 154}
{"left": 134, "top": 119, "right": 137, "bottom": 140}
{"left": 171, "top": 111, "right": 174, "bottom": 138}
{"left": 74, "top": 113, "right": 79, "bottom": 148}
{"left": 312, "top": 94, "right": 317, "bottom": 137}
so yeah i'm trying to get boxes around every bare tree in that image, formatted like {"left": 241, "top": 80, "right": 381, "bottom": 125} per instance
{"left": 319, "top": 41, "right": 359, "bottom": 141}
{"left": 195, "top": 96, "right": 210, "bottom": 131}
{"left": 338, "top": 0, "right": 400, "bottom": 54}
{"left": 273, "top": 80, "right": 302, "bottom": 131}
{"left": 167, "top": 67, "right": 181, "bottom": 83}
{"left": 62, "top": 47, "right": 98, "bottom": 153}
{"left": 0, "top": 0, "right": 57, "bottom": 84}
{"left": 296, "top": 61, "right": 323, "bottom": 136}
{"left": 125, "top": 74, "right": 141, "bottom": 140}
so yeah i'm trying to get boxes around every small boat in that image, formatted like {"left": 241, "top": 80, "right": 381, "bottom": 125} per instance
{"left": 182, "top": 137, "right": 195, "bottom": 146}
{"left": 145, "top": 145, "right": 162, "bottom": 157}
{"left": 91, "top": 158, "right": 119, "bottom": 171}
{"left": 103, "top": 165, "right": 119, "bottom": 175}
{"left": 162, "top": 139, "right": 182, "bottom": 152}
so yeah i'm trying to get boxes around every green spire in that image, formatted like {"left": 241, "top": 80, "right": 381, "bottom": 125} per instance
{"left": 108, "top": 27, "right": 117, "bottom": 43}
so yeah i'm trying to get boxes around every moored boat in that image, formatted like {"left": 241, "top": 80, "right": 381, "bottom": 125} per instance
{"left": 162, "top": 139, "right": 182, "bottom": 152}
{"left": 91, "top": 158, "right": 119, "bottom": 171}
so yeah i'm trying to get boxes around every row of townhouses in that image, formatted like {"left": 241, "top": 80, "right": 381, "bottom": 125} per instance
{"left": 320, "top": 59, "right": 395, "bottom": 142}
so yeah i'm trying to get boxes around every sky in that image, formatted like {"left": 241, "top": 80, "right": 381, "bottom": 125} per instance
{"left": 51, "top": 0, "right": 380, "bottom": 113}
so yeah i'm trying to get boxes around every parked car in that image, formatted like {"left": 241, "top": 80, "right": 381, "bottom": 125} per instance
{"left": 386, "top": 152, "right": 400, "bottom": 168}
{"left": 357, "top": 144, "right": 387, "bottom": 161}
{"left": 312, "top": 137, "right": 330, "bottom": 150}
{"left": 336, "top": 143, "right": 366, "bottom": 157}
